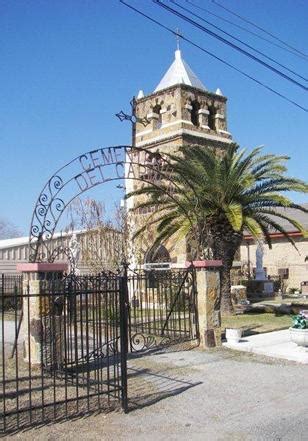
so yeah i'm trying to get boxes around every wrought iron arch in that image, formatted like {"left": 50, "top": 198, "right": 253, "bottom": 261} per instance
{"left": 29, "top": 145, "right": 191, "bottom": 263}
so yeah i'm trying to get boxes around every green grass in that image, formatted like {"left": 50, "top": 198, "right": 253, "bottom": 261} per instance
{"left": 222, "top": 312, "right": 292, "bottom": 336}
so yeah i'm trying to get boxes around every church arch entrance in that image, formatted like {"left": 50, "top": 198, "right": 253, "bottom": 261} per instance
{"left": 145, "top": 243, "right": 171, "bottom": 268}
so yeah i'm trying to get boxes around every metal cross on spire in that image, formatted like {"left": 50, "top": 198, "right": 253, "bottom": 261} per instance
{"left": 175, "top": 27, "right": 182, "bottom": 50}
{"left": 116, "top": 97, "right": 149, "bottom": 127}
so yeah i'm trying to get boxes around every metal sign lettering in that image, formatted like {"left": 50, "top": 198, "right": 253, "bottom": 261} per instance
{"left": 29, "top": 145, "right": 181, "bottom": 263}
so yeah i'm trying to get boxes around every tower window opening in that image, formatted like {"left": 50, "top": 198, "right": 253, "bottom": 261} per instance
{"left": 191, "top": 100, "right": 200, "bottom": 127}
{"left": 144, "top": 244, "right": 171, "bottom": 286}
{"left": 208, "top": 105, "right": 216, "bottom": 131}
{"left": 143, "top": 152, "right": 163, "bottom": 183}
{"left": 152, "top": 104, "right": 162, "bottom": 129}
{"left": 145, "top": 244, "right": 170, "bottom": 264}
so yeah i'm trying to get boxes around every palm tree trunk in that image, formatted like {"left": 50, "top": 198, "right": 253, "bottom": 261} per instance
{"left": 220, "top": 260, "right": 234, "bottom": 315}
{"left": 208, "top": 224, "right": 242, "bottom": 315}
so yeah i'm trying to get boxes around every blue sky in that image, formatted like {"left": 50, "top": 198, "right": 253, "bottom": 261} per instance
{"left": 1, "top": 0, "right": 307, "bottom": 235}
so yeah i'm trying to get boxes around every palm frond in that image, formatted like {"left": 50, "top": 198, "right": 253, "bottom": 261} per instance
{"left": 128, "top": 143, "right": 307, "bottom": 260}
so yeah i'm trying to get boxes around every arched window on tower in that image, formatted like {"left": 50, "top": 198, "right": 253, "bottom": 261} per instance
{"left": 208, "top": 105, "right": 216, "bottom": 131}
{"left": 152, "top": 104, "right": 162, "bottom": 129}
{"left": 190, "top": 100, "right": 200, "bottom": 127}
{"left": 144, "top": 243, "right": 171, "bottom": 287}
{"left": 145, "top": 244, "right": 170, "bottom": 265}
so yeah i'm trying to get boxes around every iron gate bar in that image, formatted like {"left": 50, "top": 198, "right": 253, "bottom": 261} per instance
{"left": 127, "top": 268, "right": 198, "bottom": 352}
{"left": 119, "top": 273, "right": 129, "bottom": 413}
{"left": 1, "top": 269, "right": 198, "bottom": 433}
{"left": 0, "top": 273, "right": 128, "bottom": 434}
{"left": 161, "top": 268, "right": 190, "bottom": 336}
{"left": 1, "top": 275, "right": 6, "bottom": 432}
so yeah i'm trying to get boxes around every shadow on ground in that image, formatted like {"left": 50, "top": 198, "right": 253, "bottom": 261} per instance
{"left": 127, "top": 362, "right": 202, "bottom": 410}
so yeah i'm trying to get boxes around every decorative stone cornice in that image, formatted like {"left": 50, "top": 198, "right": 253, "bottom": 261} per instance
{"left": 147, "top": 112, "right": 159, "bottom": 120}
{"left": 134, "top": 84, "right": 227, "bottom": 105}
{"left": 218, "top": 129, "right": 231, "bottom": 136}
{"left": 135, "top": 128, "right": 233, "bottom": 147}
{"left": 136, "top": 119, "right": 194, "bottom": 137}
{"left": 198, "top": 109, "right": 209, "bottom": 115}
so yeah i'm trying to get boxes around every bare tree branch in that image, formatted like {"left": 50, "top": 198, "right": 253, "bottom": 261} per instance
{"left": 0, "top": 218, "right": 22, "bottom": 240}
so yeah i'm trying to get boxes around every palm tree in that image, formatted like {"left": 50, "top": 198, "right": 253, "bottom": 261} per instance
{"left": 128, "top": 144, "right": 308, "bottom": 314}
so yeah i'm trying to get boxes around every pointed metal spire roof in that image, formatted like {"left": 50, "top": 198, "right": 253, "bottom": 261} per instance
{"left": 154, "top": 49, "right": 206, "bottom": 93}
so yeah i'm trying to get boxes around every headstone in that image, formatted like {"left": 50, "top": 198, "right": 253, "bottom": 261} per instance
{"left": 251, "top": 240, "right": 274, "bottom": 296}
{"left": 255, "top": 241, "right": 266, "bottom": 280}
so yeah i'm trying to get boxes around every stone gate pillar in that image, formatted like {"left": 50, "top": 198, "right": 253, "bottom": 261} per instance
{"left": 188, "top": 260, "right": 223, "bottom": 348}
{"left": 16, "top": 263, "right": 68, "bottom": 367}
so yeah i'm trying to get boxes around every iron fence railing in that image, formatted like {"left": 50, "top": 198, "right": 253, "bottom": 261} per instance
{"left": 0, "top": 273, "right": 127, "bottom": 434}
{"left": 127, "top": 268, "right": 199, "bottom": 352}
{"left": 0, "top": 268, "right": 198, "bottom": 434}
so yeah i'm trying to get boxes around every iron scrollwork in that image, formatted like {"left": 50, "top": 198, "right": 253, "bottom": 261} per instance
{"left": 28, "top": 145, "right": 183, "bottom": 264}
{"left": 128, "top": 268, "right": 198, "bottom": 353}
{"left": 29, "top": 174, "right": 66, "bottom": 262}
{"left": 77, "top": 336, "right": 121, "bottom": 364}
{"left": 130, "top": 333, "right": 172, "bottom": 352}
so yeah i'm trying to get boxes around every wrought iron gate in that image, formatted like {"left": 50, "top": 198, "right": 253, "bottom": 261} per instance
{"left": 127, "top": 267, "right": 199, "bottom": 352}
{"left": 0, "top": 273, "right": 128, "bottom": 434}
{"left": 1, "top": 268, "right": 198, "bottom": 433}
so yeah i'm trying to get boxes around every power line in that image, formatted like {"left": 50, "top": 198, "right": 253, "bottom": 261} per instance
{"left": 119, "top": 0, "right": 307, "bottom": 112}
{"left": 154, "top": 0, "right": 307, "bottom": 91}
{"left": 185, "top": 0, "right": 308, "bottom": 62}
{"left": 212, "top": 0, "right": 308, "bottom": 59}
{"left": 171, "top": 0, "right": 307, "bottom": 82}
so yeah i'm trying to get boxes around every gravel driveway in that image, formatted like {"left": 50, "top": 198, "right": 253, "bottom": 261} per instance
{"left": 9, "top": 347, "right": 308, "bottom": 440}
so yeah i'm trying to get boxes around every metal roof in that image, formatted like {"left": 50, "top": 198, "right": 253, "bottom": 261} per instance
{"left": 243, "top": 204, "right": 308, "bottom": 237}
{"left": 272, "top": 203, "right": 308, "bottom": 232}
{"left": 154, "top": 49, "right": 206, "bottom": 92}
{"left": 0, "top": 230, "right": 85, "bottom": 250}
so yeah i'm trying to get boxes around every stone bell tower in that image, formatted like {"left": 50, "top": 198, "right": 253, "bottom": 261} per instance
{"left": 126, "top": 49, "right": 233, "bottom": 268}
{"left": 134, "top": 49, "right": 232, "bottom": 152}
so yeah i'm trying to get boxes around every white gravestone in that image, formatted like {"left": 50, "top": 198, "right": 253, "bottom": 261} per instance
{"left": 255, "top": 241, "right": 266, "bottom": 280}
{"left": 255, "top": 240, "right": 273, "bottom": 295}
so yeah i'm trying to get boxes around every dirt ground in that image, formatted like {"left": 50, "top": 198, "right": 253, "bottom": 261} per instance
{"left": 4, "top": 346, "right": 308, "bottom": 441}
